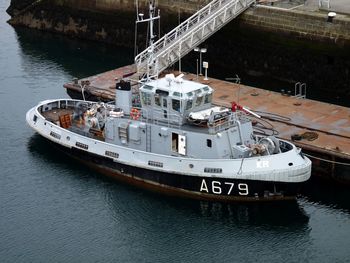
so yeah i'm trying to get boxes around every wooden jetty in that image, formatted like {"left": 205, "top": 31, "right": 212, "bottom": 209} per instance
{"left": 64, "top": 65, "right": 350, "bottom": 184}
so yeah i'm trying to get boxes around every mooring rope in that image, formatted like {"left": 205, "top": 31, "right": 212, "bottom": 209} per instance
{"left": 304, "top": 153, "right": 350, "bottom": 166}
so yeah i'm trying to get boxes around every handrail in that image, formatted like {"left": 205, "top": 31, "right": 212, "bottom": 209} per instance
{"left": 135, "top": 0, "right": 232, "bottom": 63}
{"left": 207, "top": 111, "right": 239, "bottom": 133}
{"left": 135, "top": 0, "right": 255, "bottom": 76}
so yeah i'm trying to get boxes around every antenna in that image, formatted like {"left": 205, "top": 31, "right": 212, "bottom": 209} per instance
{"left": 225, "top": 74, "right": 241, "bottom": 104}
{"left": 135, "top": 0, "right": 160, "bottom": 81}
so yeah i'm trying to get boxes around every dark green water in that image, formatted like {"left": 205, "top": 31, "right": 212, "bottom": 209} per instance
{"left": 1, "top": 1, "right": 350, "bottom": 262}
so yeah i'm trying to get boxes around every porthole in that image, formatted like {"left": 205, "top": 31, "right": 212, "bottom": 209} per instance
{"left": 288, "top": 162, "right": 293, "bottom": 166}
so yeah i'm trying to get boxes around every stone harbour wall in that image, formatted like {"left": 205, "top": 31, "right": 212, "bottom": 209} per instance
{"left": 6, "top": 0, "right": 350, "bottom": 105}
{"left": 6, "top": 0, "right": 209, "bottom": 47}
{"left": 241, "top": 6, "right": 350, "bottom": 47}
{"left": 6, "top": 0, "right": 350, "bottom": 47}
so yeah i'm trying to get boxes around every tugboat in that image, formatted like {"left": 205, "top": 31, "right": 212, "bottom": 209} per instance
{"left": 26, "top": 72, "right": 311, "bottom": 201}
{"left": 26, "top": 0, "right": 311, "bottom": 202}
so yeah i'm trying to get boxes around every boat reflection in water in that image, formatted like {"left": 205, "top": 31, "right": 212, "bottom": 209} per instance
{"left": 301, "top": 178, "right": 350, "bottom": 214}
{"left": 190, "top": 199, "right": 309, "bottom": 227}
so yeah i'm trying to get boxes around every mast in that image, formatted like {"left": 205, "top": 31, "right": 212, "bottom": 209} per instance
{"left": 135, "top": 0, "right": 160, "bottom": 80}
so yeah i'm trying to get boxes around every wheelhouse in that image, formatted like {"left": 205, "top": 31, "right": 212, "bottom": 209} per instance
{"left": 139, "top": 74, "right": 213, "bottom": 125}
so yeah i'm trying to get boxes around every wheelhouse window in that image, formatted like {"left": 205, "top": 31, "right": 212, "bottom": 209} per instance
{"left": 204, "top": 93, "right": 212, "bottom": 104}
{"left": 141, "top": 92, "right": 151, "bottom": 106}
{"left": 173, "top": 92, "right": 182, "bottom": 97}
{"left": 172, "top": 99, "right": 180, "bottom": 112}
{"left": 143, "top": 85, "right": 154, "bottom": 90}
{"left": 185, "top": 99, "right": 193, "bottom": 110}
{"left": 195, "top": 96, "right": 203, "bottom": 106}
{"left": 195, "top": 89, "right": 202, "bottom": 95}
{"left": 155, "top": 95, "right": 161, "bottom": 106}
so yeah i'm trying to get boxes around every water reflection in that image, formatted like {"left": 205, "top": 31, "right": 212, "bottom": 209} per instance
{"left": 301, "top": 178, "right": 350, "bottom": 213}
{"left": 28, "top": 134, "right": 75, "bottom": 165}
{"left": 103, "top": 187, "right": 312, "bottom": 263}
{"left": 26, "top": 134, "right": 96, "bottom": 180}
{"left": 195, "top": 200, "right": 309, "bottom": 227}
{"left": 14, "top": 27, "right": 133, "bottom": 79}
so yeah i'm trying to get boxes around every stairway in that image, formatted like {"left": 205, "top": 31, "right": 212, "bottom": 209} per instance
{"left": 135, "top": 0, "right": 256, "bottom": 77}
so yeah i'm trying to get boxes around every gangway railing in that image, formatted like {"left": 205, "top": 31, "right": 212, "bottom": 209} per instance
{"left": 135, "top": 0, "right": 256, "bottom": 78}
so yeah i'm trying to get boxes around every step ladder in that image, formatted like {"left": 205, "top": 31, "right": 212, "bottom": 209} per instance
{"left": 118, "top": 123, "right": 129, "bottom": 143}
{"left": 135, "top": 0, "right": 256, "bottom": 77}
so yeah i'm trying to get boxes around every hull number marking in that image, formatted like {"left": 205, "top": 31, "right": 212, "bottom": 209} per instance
{"left": 200, "top": 179, "right": 249, "bottom": 195}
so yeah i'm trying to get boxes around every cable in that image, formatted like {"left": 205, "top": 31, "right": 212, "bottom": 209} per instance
{"left": 254, "top": 110, "right": 291, "bottom": 122}
{"left": 81, "top": 85, "right": 86, "bottom": 101}
{"left": 304, "top": 153, "right": 350, "bottom": 166}
{"left": 252, "top": 117, "right": 279, "bottom": 136}
{"left": 237, "top": 158, "right": 244, "bottom": 175}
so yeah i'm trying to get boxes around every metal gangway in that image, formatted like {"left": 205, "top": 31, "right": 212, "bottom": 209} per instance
{"left": 134, "top": 0, "right": 256, "bottom": 78}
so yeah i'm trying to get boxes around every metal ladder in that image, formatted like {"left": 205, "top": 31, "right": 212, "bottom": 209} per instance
{"left": 146, "top": 124, "right": 151, "bottom": 152}
{"left": 135, "top": 0, "right": 255, "bottom": 77}
{"left": 294, "top": 82, "right": 307, "bottom": 99}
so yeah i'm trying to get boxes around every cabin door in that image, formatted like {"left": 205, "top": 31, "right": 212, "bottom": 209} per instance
{"left": 178, "top": 135, "right": 186, "bottom": 155}
{"left": 172, "top": 133, "right": 186, "bottom": 155}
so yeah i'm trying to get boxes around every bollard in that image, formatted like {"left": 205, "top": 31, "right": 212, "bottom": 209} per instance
{"left": 327, "top": 12, "right": 336, "bottom": 23}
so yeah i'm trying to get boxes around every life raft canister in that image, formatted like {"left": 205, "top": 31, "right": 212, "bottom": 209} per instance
{"left": 130, "top": 108, "right": 141, "bottom": 120}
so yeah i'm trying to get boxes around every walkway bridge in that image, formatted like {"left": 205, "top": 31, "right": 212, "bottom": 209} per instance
{"left": 134, "top": 0, "right": 256, "bottom": 78}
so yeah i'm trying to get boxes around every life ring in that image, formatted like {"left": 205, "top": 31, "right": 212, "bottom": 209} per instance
{"left": 130, "top": 108, "right": 141, "bottom": 120}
